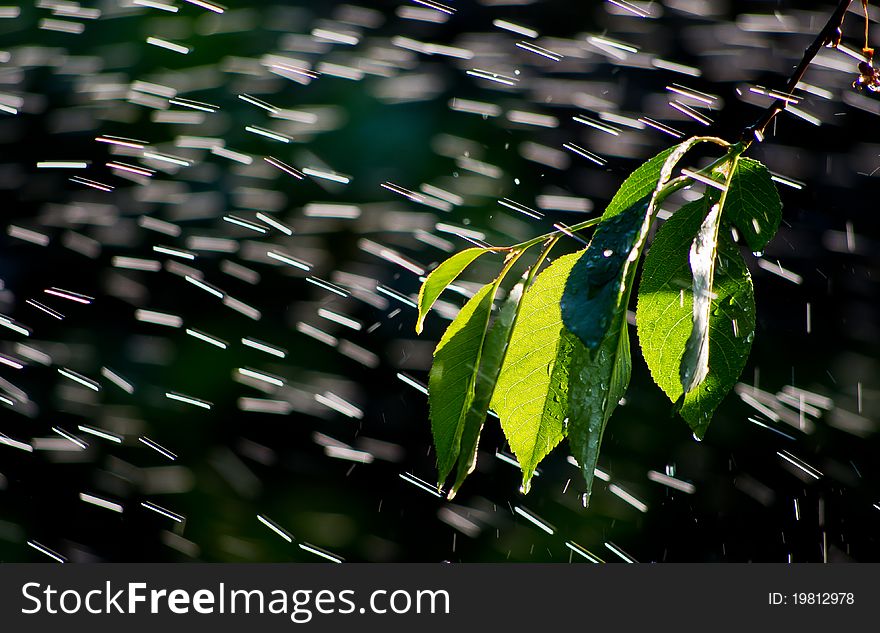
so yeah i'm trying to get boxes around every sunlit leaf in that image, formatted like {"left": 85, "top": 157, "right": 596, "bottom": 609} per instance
{"left": 416, "top": 247, "right": 490, "bottom": 334}
{"left": 680, "top": 195, "right": 725, "bottom": 395}
{"left": 561, "top": 137, "right": 718, "bottom": 498}
{"left": 563, "top": 137, "right": 715, "bottom": 351}
{"left": 636, "top": 199, "right": 756, "bottom": 438}
{"left": 561, "top": 197, "right": 649, "bottom": 350}
{"left": 566, "top": 314, "right": 631, "bottom": 504}
{"left": 491, "top": 252, "right": 581, "bottom": 493}
{"left": 429, "top": 283, "right": 497, "bottom": 484}
{"left": 601, "top": 145, "right": 679, "bottom": 220}
{"left": 449, "top": 279, "right": 524, "bottom": 499}
{"left": 724, "top": 157, "right": 782, "bottom": 252}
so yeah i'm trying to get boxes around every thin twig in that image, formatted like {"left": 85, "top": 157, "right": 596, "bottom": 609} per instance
{"left": 743, "top": 0, "right": 854, "bottom": 143}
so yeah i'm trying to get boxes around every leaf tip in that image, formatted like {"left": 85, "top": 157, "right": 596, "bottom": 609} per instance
{"left": 581, "top": 490, "right": 593, "bottom": 508}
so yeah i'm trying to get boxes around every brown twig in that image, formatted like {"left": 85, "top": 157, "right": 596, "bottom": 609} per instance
{"left": 743, "top": 0, "right": 854, "bottom": 144}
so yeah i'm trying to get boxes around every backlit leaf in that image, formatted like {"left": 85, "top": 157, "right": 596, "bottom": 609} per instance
{"left": 724, "top": 157, "right": 782, "bottom": 251}
{"left": 563, "top": 137, "right": 714, "bottom": 351}
{"left": 429, "top": 283, "right": 496, "bottom": 484}
{"left": 636, "top": 199, "right": 756, "bottom": 437}
{"left": 566, "top": 314, "right": 631, "bottom": 504}
{"left": 491, "top": 251, "right": 581, "bottom": 493}
{"left": 416, "top": 247, "right": 490, "bottom": 334}
{"left": 448, "top": 279, "right": 524, "bottom": 499}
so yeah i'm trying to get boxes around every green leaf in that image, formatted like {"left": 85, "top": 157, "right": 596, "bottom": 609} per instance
{"left": 679, "top": 196, "right": 723, "bottom": 394}
{"left": 724, "top": 157, "right": 782, "bottom": 252}
{"left": 491, "top": 251, "right": 581, "bottom": 493}
{"left": 561, "top": 137, "right": 717, "bottom": 499}
{"left": 601, "top": 145, "right": 679, "bottom": 220}
{"left": 566, "top": 312, "right": 631, "bottom": 505}
{"left": 429, "top": 283, "right": 497, "bottom": 484}
{"left": 416, "top": 247, "right": 490, "bottom": 334}
{"left": 561, "top": 197, "right": 649, "bottom": 350}
{"left": 636, "top": 199, "right": 756, "bottom": 437}
{"left": 563, "top": 137, "right": 714, "bottom": 351}
{"left": 448, "top": 279, "right": 524, "bottom": 499}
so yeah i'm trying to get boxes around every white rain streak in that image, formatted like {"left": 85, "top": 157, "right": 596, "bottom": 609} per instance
{"left": 314, "top": 392, "right": 363, "bottom": 419}
{"left": 318, "top": 308, "right": 362, "bottom": 331}
{"left": 411, "top": 0, "right": 455, "bottom": 16}
{"left": 241, "top": 338, "right": 287, "bottom": 358}
{"left": 515, "top": 41, "right": 563, "bottom": 62}
{"left": 185, "top": 275, "right": 225, "bottom": 299}
{"left": 399, "top": 472, "right": 443, "bottom": 497}
{"left": 80, "top": 493, "right": 123, "bottom": 513}
{"left": 302, "top": 167, "right": 351, "bottom": 184}
{"left": 43, "top": 288, "right": 93, "bottom": 305}
{"left": 359, "top": 239, "right": 426, "bottom": 275}
{"left": 101, "top": 367, "right": 135, "bottom": 394}
{"left": 142, "top": 501, "right": 185, "bottom": 523}
{"left": 513, "top": 506, "right": 555, "bottom": 534}
{"left": 154, "top": 245, "right": 196, "bottom": 260}
{"left": 182, "top": 0, "right": 225, "bottom": 14}
{"left": 58, "top": 368, "right": 100, "bottom": 392}
{"left": 136, "top": 309, "right": 183, "bottom": 328}
{"left": 165, "top": 392, "right": 213, "bottom": 409}
{"left": 146, "top": 37, "right": 191, "bottom": 55}
{"left": 186, "top": 328, "right": 228, "bottom": 349}
{"left": 8, "top": 225, "right": 50, "bottom": 246}
{"left": 647, "top": 471, "right": 697, "bottom": 494}
{"left": 37, "top": 161, "right": 88, "bottom": 169}
{"left": 139, "top": 437, "right": 178, "bottom": 461}
{"left": 493, "top": 19, "right": 538, "bottom": 39}
{"left": 397, "top": 372, "right": 428, "bottom": 395}
{"left": 255, "top": 212, "right": 293, "bottom": 235}
{"left": 565, "top": 541, "right": 605, "bottom": 563}
{"left": 639, "top": 116, "right": 684, "bottom": 138}
{"left": 52, "top": 427, "right": 88, "bottom": 450}
{"left": 26, "top": 299, "right": 64, "bottom": 320}
{"left": 325, "top": 445, "right": 374, "bottom": 464}
{"left": 604, "top": 542, "right": 638, "bottom": 563}
{"left": 77, "top": 425, "right": 123, "bottom": 444}
{"left": 257, "top": 514, "right": 293, "bottom": 542}
{"left": 563, "top": 143, "right": 607, "bottom": 165}
{"left": 306, "top": 277, "right": 350, "bottom": 297}
{"left": 607, "top": 484, "right": 649, "bottom": 512}
{"left": 0, "top": 434, "right": 33, "bottom": 452}
{"left": 27, "top": 541, "right": 67, "bottom": 563}
{"left": 777, "top": 450, "right": 823, "bottom": 480}
{"left": 267, "top": 250, "right": 311, "bottom": 271}
{"left": 238, "top": 367, "right": 285, "bottom": 387}
{"left": 757, "top": 259, "right": 803, "bottom": 284}
{"left": 296, "top": 322, "right": 339, "bottom": 347}
{"left": 299, "top": 543, "right": 344, "bottom": 563}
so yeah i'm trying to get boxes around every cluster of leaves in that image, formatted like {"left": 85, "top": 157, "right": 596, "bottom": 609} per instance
{"left": 416, "top": 136, "right": 782, "bottom": 502}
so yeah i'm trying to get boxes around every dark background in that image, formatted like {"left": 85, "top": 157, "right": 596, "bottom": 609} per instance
{"left": 0, "top": 0, "right": 877, "bottom": 562}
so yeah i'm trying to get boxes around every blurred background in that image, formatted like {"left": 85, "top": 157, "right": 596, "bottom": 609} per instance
{"left": 0, "top": 0, "right": 877, "bottom": 562}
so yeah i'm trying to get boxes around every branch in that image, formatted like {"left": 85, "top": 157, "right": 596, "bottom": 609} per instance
{"left": 742, "top": 0, "right": 854, "bottom": 143}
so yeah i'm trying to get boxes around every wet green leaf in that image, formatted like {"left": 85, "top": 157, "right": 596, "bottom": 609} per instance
{"left": 491, "top": 252, "right": 581, "bottom": 493}
{"left": 601, "top": 145, "right": 679, "bottom": 220}
{"left": 448, "top": 279, "right": 524, "bottom": 499}
{"left": 562, "top": 137, "right": 713, "bottom": 351}
{"left": 636, "top": 199, "right": 756, "bottom": 438}
{"left": 416, "top": 247, "right": 490, "bottom": 334}
{"left": 429, "top": 283, "right": 497, "bottom": 484}
{"left": 725, "top": 157, "right": 782, "bottom": 252}
{"left": 566, "top": 314, "right": 631, "bottom": 504}
{"left": 561, "top": 197, "right": 649, "bottom": 350}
